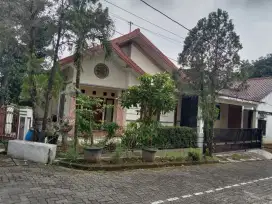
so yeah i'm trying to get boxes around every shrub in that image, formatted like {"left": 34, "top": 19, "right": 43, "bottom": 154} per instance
{"left": 65, "top": 146, "right": 80, "bottom": 161}
{"left": 103, "top": 122, "right": 119, "bottom": 140}
{"left": 186, "top": 148, "right": 201, "bottom": 161}
{"left": 121, "top": 122, "right": 138, "bottom": 150}
{"left": 111, "top": 144, "right": 123, "bottom": 164}
{"left": 122, "top": 124, "right": 197, "bottom": 150}
{"left": 153, "top": 126, "right": 198, "bottom": 149}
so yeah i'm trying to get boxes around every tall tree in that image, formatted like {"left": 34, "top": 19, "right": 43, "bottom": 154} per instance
{"left": 179, "top": 9, "right": 242, "bottom": 155}
{"left": 0, "top": 1, "right": 26, "bottom": 105}
{"left": 17, "top": 0, "right": 55, "bottom": 131}
{"left": 66, "top": 0, "right": 114, "bottom": 151}
{"left": 121, "top": 73, "right": 177, "bottom": 123}
{"left": 250, "top": 54, "right": 272, "bottom": 78}
{"left": 42, "top": 0, "right": 70, "bottom": 134}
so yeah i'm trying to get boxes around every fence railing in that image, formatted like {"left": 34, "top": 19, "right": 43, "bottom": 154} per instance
{"left": 212, "top": 128, "right": 262, "bottom": 153}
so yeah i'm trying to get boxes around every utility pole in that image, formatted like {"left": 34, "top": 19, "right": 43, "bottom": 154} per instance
{"left": 129, "top": 21, "right": 133, "bottom": 32}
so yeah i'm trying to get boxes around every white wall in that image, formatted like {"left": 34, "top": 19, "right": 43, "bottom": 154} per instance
{"left": 257, "top": 92, "right": 272, "bottom": 144}
{"left": 214, "top": 103, "right": 229, "bottom": 128}
{"left": 130, "top": 44, "right": 163, "bottom": 74}
{"left": 72, "top": 54, "right": 128, "bottom": 89}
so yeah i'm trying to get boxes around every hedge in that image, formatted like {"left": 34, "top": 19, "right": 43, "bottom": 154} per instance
{"left": 152, "top": 126, "right": 198, "bottom": 149}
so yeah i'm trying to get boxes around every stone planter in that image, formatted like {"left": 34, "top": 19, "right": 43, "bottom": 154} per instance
{"left": 84, "top": 147, "right": 103, "bottom": 163}
{"left": 142, "top": 148, "right": 157, "bottom": 162}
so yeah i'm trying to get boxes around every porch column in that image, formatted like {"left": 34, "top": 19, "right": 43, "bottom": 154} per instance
{"left": 252, "top": 110, "right": 258, "bottom": 128}
{"left": 68, "top": 96, "right": 76, "bottom": 136}
{"left": 197, "top": 103, "right": 204, "bottom": 149}
{"left": 241, "top": 106, "right": 244, "bottom": 128}
{"left": 116, "top": 90, "right": 125, "bottom": 128}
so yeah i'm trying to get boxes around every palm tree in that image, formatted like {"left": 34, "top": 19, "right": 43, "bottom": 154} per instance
{"left": 66, "top": 0, "right": 114, "bottom": 151}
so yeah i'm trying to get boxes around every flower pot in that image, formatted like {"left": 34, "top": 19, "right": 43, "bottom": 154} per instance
{"left": 142, "top": 148, "right": 157, "bottom": 162}
{"left": 84, "top": 147, "right": 103, "bottom": 163}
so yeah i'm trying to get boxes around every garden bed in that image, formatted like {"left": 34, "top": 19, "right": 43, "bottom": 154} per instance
{"left": 55, "top": 156, "right": 219, "bottom": 171}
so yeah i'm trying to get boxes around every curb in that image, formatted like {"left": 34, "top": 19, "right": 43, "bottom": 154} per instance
{"left": 219, "top": 158, "right": 264, "bottom": 163}
{"left": 55, "top": 160, "right": 219, "bottom": 171}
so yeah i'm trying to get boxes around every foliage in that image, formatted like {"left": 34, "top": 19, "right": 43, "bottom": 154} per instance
{"left": 186, "top": 148, "right": 201, "bottom": 162}
{"left": 103, "top": 122, "right": 119, "bottom": 141}
{"left": 136, "top": 122, "right": 160, "bottom": 148}
{"left": 76, "top": 93, "right": 104, "bottom": 146}
{"left": 20, "top": 68, "right": 63, "bottom": 108}
{"left": 0, "top": 33, "right": 26, "bottom": 105}
{"left": 110, "top": 144, "right": 123, "bottom": 164}
{"left": 121, "top": 73, "right": 177, "bottom": 123}
{"left": 121, "top": 122, "right": 138, "bottom": 151}
{"left": 65, "top": 146, "right": 80, "bottom": 161}
{"left": 42, "top": 0, "right": 71, "bottom": 132}
{"left": 121, "top": 122, "right": 159, "bottom": 149}
{"left": 179, "top": 9, "right": 242, "bottom": 156}
{"left": 66, "top": 0, "right": 114, "bottom": 151}
{"left": 154, "top": 126, "right": 198, "bottom": 149}
{"left": 122, "top": 123, "right": 197, "bottom": 150}
{"left": 239, "top": 54, "right": 272, "bottom": 78}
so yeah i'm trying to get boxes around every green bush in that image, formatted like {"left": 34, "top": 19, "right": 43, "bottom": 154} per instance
{"left": 186, "top": 148, "right": 201, "bottom": 161}
{"left": 153, "top": 126, "right": 198, "bottom": 149}
{"left": 121, "top": 122, "right": 138, "bottom": 150}
{"left": 122, "top": 124, "right": 197, "bottom": 150}
{"left": 111, "top": 144, "right": 123, "bottom": 164}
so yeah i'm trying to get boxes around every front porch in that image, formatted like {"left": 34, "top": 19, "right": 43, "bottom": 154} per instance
{"left": 179, "top": 95, "right": 262, "bottom": 152}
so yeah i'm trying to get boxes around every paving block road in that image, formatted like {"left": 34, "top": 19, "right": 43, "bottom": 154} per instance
{"left": 0, "top": 156, "right": 271, "bottom": 204}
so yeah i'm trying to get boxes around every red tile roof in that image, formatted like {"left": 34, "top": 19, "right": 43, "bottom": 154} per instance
{"left": 220, "top": 77, "right": 272, "bottom": 102}
{"left": 59, "top": 29, "right": 181, "bottom": 75}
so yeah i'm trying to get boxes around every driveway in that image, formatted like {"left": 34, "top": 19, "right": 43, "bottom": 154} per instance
{"left": 0, "top": 155, "right": 271, "bottom": 204}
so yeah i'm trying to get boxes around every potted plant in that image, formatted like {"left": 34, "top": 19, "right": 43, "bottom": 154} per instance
{"left": 103, "top": 122, "right": 119, "bottom": 152}
{"left": 59, "top": 119, "right": 73, "bottom": 151}
{"left": 139, "top": 123, "right": 158, "bottom": 162}
{"left": 142, "top": 147, "right": 157, "bottom": 162}
{"left": 76, "top": 94, "right": 104, "bottom": 163}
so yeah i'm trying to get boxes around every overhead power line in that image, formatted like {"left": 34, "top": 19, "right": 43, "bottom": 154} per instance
{"left": 111, "top": 13, "right": 183, "bottom": 44}
{"left": 112, "top": 29, "right": 179, "bottom": 63}
{"left": 139, "top": 0, "right": 230, "bottom": 55}
{"left": 103, "top": 0, "right": 185, "bottom": 40}
{"left": 139, "top": 0, "right": 191, "bottom": 32}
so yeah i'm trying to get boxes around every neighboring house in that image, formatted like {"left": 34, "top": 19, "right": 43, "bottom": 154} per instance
{"left": 219, "top": 77, "right": 272, "bottom": 144}
{"left": 58, "top": 29, "right": 181, "bottom": 132}
{"left": 179, "top": 76, "right": 272, "bottom": 147}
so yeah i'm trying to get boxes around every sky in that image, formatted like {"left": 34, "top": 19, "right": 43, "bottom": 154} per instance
{"left": 63, "top": 0, "right": 272, "bottom": 65}
{"left": 102, "top": 0, "right": 272, "bottom": 64}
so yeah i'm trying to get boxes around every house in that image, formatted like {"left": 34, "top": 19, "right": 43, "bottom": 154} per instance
{"left": 58, "top": 29, "right": 181, "bottom": 134}
{"left": 179, "top": 76, "right": 272, "bottom": 150}
{"left": 219, "top": 77, "right": 272, "bottom": 144}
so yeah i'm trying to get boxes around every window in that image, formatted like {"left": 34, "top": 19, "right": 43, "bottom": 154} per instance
{"left": 104, "top": 99, "right": 114, "bottom": 123}
{"left": 94, "top": 63, "right": 109, "bottom": 79}
{"left": 216, "top": 104, "right": 221, "bottom": 120}
{"left": 258, "top": 119, "right": 267, "bottom": 136}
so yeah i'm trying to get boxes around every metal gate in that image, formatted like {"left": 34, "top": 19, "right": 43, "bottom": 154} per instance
{"left": 0, "top": 106, "right": 19, "bottom": 141}
{"left": 204, "top": 128, "right": 262, "bottom": 153}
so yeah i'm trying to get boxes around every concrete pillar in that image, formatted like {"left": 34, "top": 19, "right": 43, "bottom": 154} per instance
{"left": 197, "top": 103, "right": 204, "bottom": 149}
{"left": 252, "top": 110, "right": 258, "bottom": 128}
{"left": 116, "top": 90, "right": 125, "bottom": 127}
{"left": 241, "top": 106, "right": 244, "bottom": 128}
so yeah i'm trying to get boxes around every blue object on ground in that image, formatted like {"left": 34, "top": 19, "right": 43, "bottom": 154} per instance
{"left": 25, "top": 129, "right": 34, "bottom": 141}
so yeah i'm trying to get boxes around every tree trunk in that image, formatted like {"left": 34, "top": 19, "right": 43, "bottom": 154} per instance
{"left": 156, "top": 111, "right": 160, "bottom": 122}
{"left": 173, "top": 104, "right": 178, "bottom": 126}
{"left": 0, "top": 75, "right": 8, "bottom": 105}
{"left": 42, "top": 1, "right": 65, "bottom": 133}
{"left": 28, "top": 0, "right": 38, "bottom": 140}
{"left": 62, "top": 132, "right": 68, "bottom": 151}
{"left": 73, "top": 40, "right": 84, "bottom": 152}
